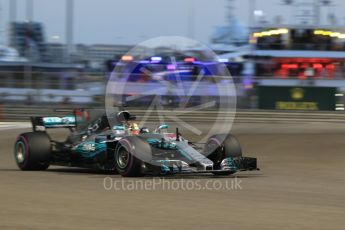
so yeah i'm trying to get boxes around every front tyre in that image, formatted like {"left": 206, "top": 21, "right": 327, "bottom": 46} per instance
{"left": 114, "top": 139, "right": 143, "bottom": 177}
{"left": 14, "top": 132, "right": 51, "bottom": 171}
{"left": 204, "top": 134, "right": 242, "bottom": 176}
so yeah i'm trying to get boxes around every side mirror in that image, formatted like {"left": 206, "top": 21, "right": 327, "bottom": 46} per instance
{"left": 155, "top": 124, "right": 169, "bottom": 133}
{"left": 159, "top": 124, "right": 169, "bottom": 130}
{"left": 113, "top": 125, "right": 125, "bottom": 131}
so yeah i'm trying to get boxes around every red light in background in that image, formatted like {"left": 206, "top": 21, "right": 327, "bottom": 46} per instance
{"left": 313, "top": 63, "right": 323, "bottom": 69}
{"left": 121, "top": 55, "right": 134, "bottom": 62}
{"left": 184, "top": 57, "right": 195, "bottom": 63}
{"left": 282, "top": 64, "right": 298, "bottom": 69}
{"left": 275, "top": 58, "right": 339, "bottom": 79}
{"left": 326, "top": 64, "right": 335, "bottom": 70}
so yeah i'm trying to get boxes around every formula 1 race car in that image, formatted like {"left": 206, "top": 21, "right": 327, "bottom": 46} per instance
{"left": 14, "top": 110, "right": 259, "bottom": 177}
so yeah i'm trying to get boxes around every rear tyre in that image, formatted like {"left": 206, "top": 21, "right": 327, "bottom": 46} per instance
{"left": 14, "top": 132, "right": 51, "bottom": 171}
{"left": 114, "top": 138, "right": 144, "bottom": 177}
{"left": 204, "top": 134, "right": 242, "bottom": 175}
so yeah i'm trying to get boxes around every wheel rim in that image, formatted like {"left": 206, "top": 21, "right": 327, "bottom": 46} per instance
{"left": 117, "top": 147, "right": 130, "bottom": 169}
{"left": 15, "top": 141, "right": 26, "bottom": 164}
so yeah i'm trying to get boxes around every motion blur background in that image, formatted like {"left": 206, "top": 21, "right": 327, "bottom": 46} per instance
{"left": 1, "top": 2, "right": 345, "bottom": 229}
{"left": 1, "top": 0, "right": 345, "bottom": 119}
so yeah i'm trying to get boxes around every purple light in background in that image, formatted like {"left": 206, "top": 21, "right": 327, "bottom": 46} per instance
{"left": 167, "top": 64, "right": 176, "bottom": 70}
{"left": 243, "top": 75, "right": 253, "bottom": 89}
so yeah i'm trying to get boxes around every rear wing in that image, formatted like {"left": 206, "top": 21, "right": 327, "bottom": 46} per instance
{"left": 31, "top": 116, "right": 76, "bottom": 131}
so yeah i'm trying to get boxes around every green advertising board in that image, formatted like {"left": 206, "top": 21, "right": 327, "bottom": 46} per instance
{"left": 258, "top": 86, "right": 336, "bottom": 111}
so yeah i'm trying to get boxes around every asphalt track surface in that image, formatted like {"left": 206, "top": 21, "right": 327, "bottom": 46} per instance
{"left": 0, "top": 120, "right": 345, "bottom": 230}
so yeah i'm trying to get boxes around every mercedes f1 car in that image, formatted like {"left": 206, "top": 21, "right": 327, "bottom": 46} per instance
{"left": 14, "top": 110, "right": 259, "bottom": 177}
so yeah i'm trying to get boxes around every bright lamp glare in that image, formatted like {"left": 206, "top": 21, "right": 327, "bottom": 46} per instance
{"left": 254, "top": 10, "right": 263, "bottom": 16}
{"left": 121, "top": 55, "right": 134, "bottom": 61}
{"left": 218, "top": 58, "right": 228, "bottom": 63}
{"left": 314, "top": 30, "right": 345, "bottom": 39}
{"left": 151, "top": 57, "right": 162, "bottom": 62}
{"left": 253, "top": 28, "right": 289, "bottom": 38}
{"left": 184, "top": 57, "right": 195, "bottom": 63}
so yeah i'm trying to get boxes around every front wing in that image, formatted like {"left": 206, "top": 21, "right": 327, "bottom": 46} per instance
{"left": 151, "top": 157, "right": 259, "bottom": 175}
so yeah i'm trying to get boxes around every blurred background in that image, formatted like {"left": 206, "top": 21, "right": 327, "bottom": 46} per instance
{"left": 1, "top": 0, "right": 345, "bottom": 119}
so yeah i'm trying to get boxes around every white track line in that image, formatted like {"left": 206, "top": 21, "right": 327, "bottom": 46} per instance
{"left": 0, "top": 122, "right": 31, "bottom": 130}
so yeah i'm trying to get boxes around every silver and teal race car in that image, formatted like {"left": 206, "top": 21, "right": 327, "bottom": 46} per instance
{"left": 14, "top": 110, "right": 259, "bottom": 177}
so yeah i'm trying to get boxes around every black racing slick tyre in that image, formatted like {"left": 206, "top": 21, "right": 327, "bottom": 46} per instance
{"left": 204, "top": 134, "right": 242, "bottom": 175}
{"left": 114, "top": 137, "right": 151, "bottom": 177}
{"left": 14, "top": 132, "right": 51, "bottom": 171}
